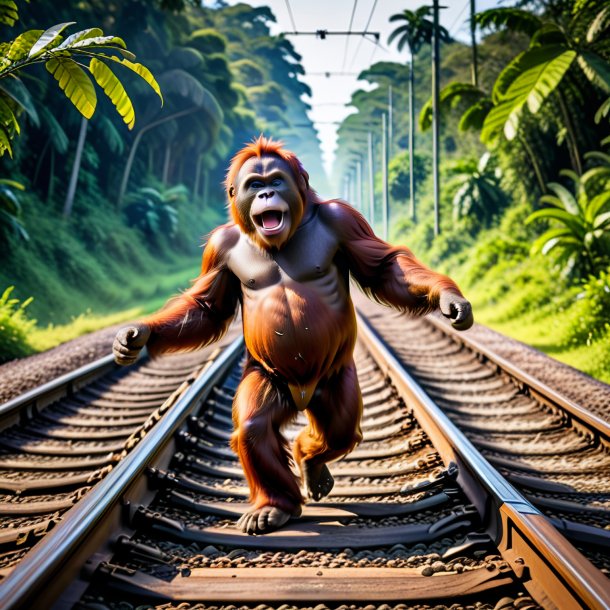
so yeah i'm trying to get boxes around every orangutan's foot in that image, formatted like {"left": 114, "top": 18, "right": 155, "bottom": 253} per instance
{"left": 237, "top": 505, "right": 301, "bottom": 535}
{"left": 303, "top": 462, "right": 334, "bottom": 501}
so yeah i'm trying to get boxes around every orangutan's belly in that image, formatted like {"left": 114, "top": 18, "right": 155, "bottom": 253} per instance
{"left": 242, "top": 279, "right": 356, "bottom": 387}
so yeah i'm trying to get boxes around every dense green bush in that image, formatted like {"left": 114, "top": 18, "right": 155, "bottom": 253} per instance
{"left": 0, "top": 287, "right": 35, "bottom": 361}
{"left": 560, "top": 269, "right": 610, "bottom": 347}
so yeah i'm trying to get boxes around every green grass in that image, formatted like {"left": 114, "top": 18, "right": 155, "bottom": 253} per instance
{"left": 0, "top": 181, "right": 220, "bottom": 362}
{"left": 445, "top": 232, "right": 610, "bottom": 384}
{"left": 27, "top": 262, "right": 200, "bottom": 352}
{"left": 472, "top": 298, "right": 610, "bottom": 383}
{"left": 395, "top": 198, "right": 610, "bottom": 385}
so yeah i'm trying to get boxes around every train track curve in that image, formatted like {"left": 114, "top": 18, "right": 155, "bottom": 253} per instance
{"left": 0, "top": 308, "right": 607, "bottom": 610}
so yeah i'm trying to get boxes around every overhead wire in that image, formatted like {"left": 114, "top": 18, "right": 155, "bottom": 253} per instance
{"left": 348, "top": 0, "right": 379, "bottom": 71}
{"left": 284, "top": 0, "right": 297, "bottom": 33}
{"left": 341, "top": 0, "right": 359, "bottom": 73}
{"left": 448, "top": 0, "right": 470, "bottom": 36}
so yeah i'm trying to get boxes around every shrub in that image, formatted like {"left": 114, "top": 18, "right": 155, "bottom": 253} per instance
{"left": 0, "top": 286, "right": 36, "bottom": 362}
{"left": 561, "top": 269, "right": 610, "bottom": 347}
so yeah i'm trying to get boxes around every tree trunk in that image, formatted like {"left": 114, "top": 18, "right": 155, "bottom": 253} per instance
{"left": 470, "top": 0, "right": 478, "bottom": 87}
{"left": 162, "top": 142, "right": 171, "bottom": 185}
{"left": 33, "top": 138, "right": 51, "bottom": 187}
{"left": 432, "top": 0, "right": 441, "bottom": 236}
{"left": 409, "top": 57, "right": 416, "bottom": 222}
{"left": 517, "top": 133, "right": 546, "bottom": 194}
{"left": 556, "top": 90, "right": 582, "bottom": 175}
{"left": 193, "top": 154, "right": 202, "bottom": 200}
{"left": 63, "top": 116, "right": 88, "bottom": 218}
{"left": 117, "top": 106, "right": 200, "bottom": 207}
{"left": 47, "top": 147, "right": 55, "bottom": 203}
{"left": 201, "top": 168, "right": 209, "bottom": 209}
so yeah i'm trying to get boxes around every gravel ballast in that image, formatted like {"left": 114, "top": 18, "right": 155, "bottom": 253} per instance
{"left": 1, "top": 305, "right": 609, "bottom": 424}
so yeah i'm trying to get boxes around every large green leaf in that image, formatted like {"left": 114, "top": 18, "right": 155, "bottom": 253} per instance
{"left": 0, "top": 78, "right": 39, "bottom": 125}
{"left": 45, "top": 57, "right": 96, "bottom": 119}
{"left": 67, "top": 35, "right": 135, "bottom": 60}
{"left": 89, "top": 58, "right": 135, "bottom": 129}
{"left": 586, "top": 192, "right": 610, "bottom": 223}
{"left": 0, "top": 0, "right": 18, "bottom": 26}
{"left": 503, "top": 48, "right": 575, "bottom": 139}
{"left": 28, "top": 22, "right": 74, "bottom": 59}
{"left": 587, "top": 4, "right": 610, "bottom": 43}
{"left": 594, "top": 97, "right": 610, "bottom": 124}
{"left": 0, "top": 123, "right": 12, "bottom": 157}
{"left": 474, "top": 8, "right": 542, "bottom": 36}
{"left": 578, "top": 52, "right": 610, "bottom": 93}
{"left": 58, "top": 28, "right": 103, "bottom": 48}
{"left": 546, "top": 181, "right": 580, "bottom": 214}
{"left": 526, "top": 208, "right": 585, "bottom": 235}
{"left": 481, "top": 100, "right": 512, "bottom": 144}
{"left": 539, "top": 195, "right": 565, "bottom": 209}
{"left": 506, "top": 48, "right": 574, "bottom": 107}
{"left": 109, "top": 56, "right": 163, "bottom": 105}
{"left": 0, "top": 93, "right": 18, "bottom": 134}
{"left": 459, "top": 99, "right": 493, "bottom": 131}
{"left": 419, "top": 82, "right": 485, "bottom": 131}
{"left": 7, "top": 30, "right": 43, "bottom": 62}
{"left": 531, "top": 227, "right": 572, "bottom": 254}
{"left": 594, "top": 211, "right": 610, "bottom": 229}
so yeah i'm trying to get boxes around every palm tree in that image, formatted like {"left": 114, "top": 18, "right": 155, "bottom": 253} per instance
{"left": 388, "top": 6, "right": 450, "bottom": 221}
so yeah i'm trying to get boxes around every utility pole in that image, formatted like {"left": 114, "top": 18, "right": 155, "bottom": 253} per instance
{"left": 432, "top": 0, "right": 441, "bottom": 236}
{"left": 356, "top": 159, "right": 363, "bottom": 212}
{"left": 388, "top": 85, "right": 393, "bottom": 156}
{"left": 408, "top": 57, "right": 415, "bottom": 222}
{"left": 382, "top": 112, "right": 389, "bottom": 241}
{"left": 470, "top": 0, "right": 478, "bottom": 87}
{"left": 368, "top": 131, "right": 375, "bottom": 226}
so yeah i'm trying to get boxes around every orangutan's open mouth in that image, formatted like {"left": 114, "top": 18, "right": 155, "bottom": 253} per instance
{"left": 253, "top": 210, "right": 285, "bottom": 235}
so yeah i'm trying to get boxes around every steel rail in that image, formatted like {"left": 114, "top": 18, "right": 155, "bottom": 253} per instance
{"left": 357, "top": 311, "right": 610, "bottom": 610}
{"left": 0, "top": 336, "right": 244, "bottom": 610}
{"left": 426, "top": 315, "right": 610, "bottom": 441}
{"left": 0, "top": 354, "right": 116, "bottom": 427}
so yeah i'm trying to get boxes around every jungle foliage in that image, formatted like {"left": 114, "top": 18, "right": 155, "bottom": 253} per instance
{"left": 334, "top": 0, "right": 610, "bottom": 381}
{"left": 0, "top": 0, "right": 323, "bottom": 362}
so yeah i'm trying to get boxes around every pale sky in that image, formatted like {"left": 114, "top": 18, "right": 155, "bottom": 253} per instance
{"left": 224, "top": 1, "right": 500, "bottom": 174}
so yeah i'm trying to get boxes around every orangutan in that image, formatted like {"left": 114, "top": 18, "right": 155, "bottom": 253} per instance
{"left": 113, "top": 136, "right": 473, "bottom": 534}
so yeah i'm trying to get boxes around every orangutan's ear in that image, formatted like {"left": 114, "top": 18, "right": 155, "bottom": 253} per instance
{"left": 298, "top": 174, "right": 307, "bottom": 193}
{"left": 228, "top": 185, "right": 235, "bottom": 199}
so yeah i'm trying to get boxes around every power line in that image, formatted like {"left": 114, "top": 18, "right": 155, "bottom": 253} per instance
{"left": 348, "top": 0, "right": 379, "bottom": 71}
{"left": 284, "top": 0, "right": 297, "bottom": 33}
{"left": 306, "top": 72, "right": 359, "bottom": 77}
{"left": 448, "top": 0, "right": 469, "bottom": 35}
{"left": 284, "top": 30, "right": 379, "bottom": 39}
{"left": 341, "top": 0, "right": 359, "bottom": 73}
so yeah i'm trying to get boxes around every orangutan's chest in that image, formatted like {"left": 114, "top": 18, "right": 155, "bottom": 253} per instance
{"left": 228, "top": 220, "right": 339, "bottom": 289}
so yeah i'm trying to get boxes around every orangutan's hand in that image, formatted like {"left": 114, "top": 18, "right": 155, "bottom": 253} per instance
{"left": 113, "top": 324, "right": 151, "bottom": 366}
{"left": 439, "top": 291, "right": 473, "bottom": 331}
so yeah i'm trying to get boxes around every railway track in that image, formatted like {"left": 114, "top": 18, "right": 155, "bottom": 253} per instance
{"left": 0, "top": 310, "right": 608, "bottom": 610}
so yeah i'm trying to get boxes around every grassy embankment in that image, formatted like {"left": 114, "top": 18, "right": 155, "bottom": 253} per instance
{"left": 1, "top": 187, "right": 221, "bottom": 361}
{"left": 391, "top": 198, "right": 610, "bottom": 384}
